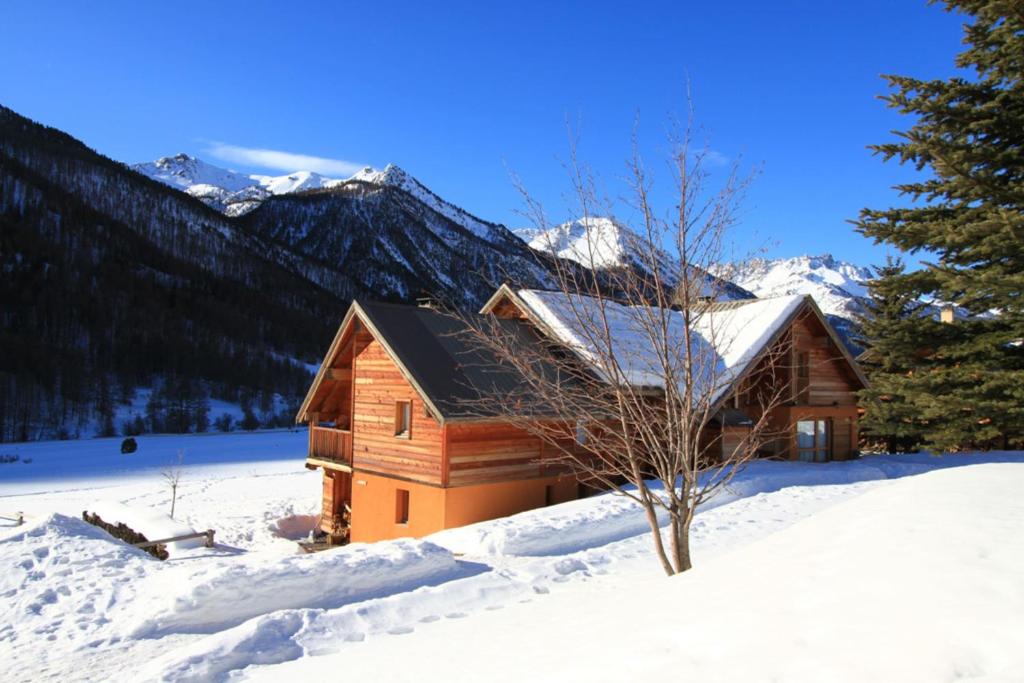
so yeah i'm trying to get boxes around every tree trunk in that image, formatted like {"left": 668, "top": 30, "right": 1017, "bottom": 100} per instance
{"left": 641, "top": 497, "right": 674, "bottom": 576}
{"left": 670, "top": 513, "right": 693, "bottom": 573}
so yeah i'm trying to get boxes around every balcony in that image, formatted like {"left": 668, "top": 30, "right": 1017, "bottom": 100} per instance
{"left": 307, "top": 425, "right": 353, "bottom": 470}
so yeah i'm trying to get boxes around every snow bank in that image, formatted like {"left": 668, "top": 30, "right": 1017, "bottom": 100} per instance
{"left": 244, "top": 463, "right": 1024, "bottom": 682}
{"left": 135, "top": 610, "right": 309, "bottom": 683}
{"left": 130, "top": 539, "right": 458, "bottom": 637}
{"left": 429, "top": 458, "right": 929, "bottom": 557}
{"left": 90, "top": 500, "right": 201, "bottom": 554}
{"left": 0, "top": 513, "right": 154, "bottom": 676}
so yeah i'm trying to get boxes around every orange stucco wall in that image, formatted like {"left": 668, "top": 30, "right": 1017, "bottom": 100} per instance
{"left": 348, "top": 469, "right": 580, "bottom": 542}
{"left": 349, "top": 472, "right": 445, "bottom": 543}
{"left": 444, "top": 474, "right": 578, "bottom": 529}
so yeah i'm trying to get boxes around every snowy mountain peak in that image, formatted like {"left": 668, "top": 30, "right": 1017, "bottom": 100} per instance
{"left": 517, "top": 216, "right": 636, "bottom": 270}
{"left": 347, "top": 164, "right": 511, "bottom": 243}
{"left": 137, "top": 153, "right": 257, "bottom": 193}
{"left": 719, "top": 253, "right": 871, "bottom": 321}
{"left": 350, "top": 162, "right": 412, "bottom": 188}
{"left": 133, "top": 155, "right": 344, "bottom": 215}
{"left": 518, "top": 216, "right": 752, "bottom": 301}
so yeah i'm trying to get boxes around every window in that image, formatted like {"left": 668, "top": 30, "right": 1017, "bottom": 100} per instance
{"left": 796, "top": 419, "right": 830, "bottom": 462}
{"left": 796, "top": 351, "right": 810, "bottom": 402}
{"left": 575, "top": 420, "right": 588, "bottom": 446}
{"left": 395, "top": 400, "right": 411, "bottom": 438}
{"left": 395, "top": 489, "right": 410, "bottom": 524}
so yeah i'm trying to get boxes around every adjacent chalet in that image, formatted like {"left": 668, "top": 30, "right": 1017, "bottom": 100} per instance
{"left": 297, "top": 286, "right": 867, "bottom": 545}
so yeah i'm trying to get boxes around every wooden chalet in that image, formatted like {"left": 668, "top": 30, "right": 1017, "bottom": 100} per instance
{"left": 296, "top": 300, "right": 579, "bottom": 545}
{"left": 297, "top": 287, "right": 867, "bottom": 545}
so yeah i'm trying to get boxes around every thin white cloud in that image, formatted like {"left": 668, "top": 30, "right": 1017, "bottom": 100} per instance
{"left": 704, "top": 149, "right": 729, "bottom": 167}
{"left": 205, "top": 142, "right": 365, "bottom": 176}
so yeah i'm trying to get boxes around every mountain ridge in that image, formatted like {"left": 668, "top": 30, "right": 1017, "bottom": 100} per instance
{"left": 133, "top": 153, "right": 345, "bottom": 216}
{"left": 134, "top": 152, "right": 872, "bottom": 326}
{"left": 0, "top": 107, "right": 553, "bottom": 440}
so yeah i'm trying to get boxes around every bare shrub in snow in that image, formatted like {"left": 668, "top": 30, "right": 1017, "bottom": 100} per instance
{"left": 162, "top": 450, "right": 185, "bottom": 519}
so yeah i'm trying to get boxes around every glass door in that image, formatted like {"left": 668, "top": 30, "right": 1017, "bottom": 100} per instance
{"left": 796, "top": 419, "right": 830, "bottom": 462}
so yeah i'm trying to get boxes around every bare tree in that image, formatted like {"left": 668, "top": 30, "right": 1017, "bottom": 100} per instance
{"left": 452, "top": 109, "right": 791, "bottom": 576}
{"left": 162, "top": 450, "right": 185, "bottom": 519}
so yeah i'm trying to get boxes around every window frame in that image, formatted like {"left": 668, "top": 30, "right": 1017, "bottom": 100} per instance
{"left": 394, "top": 399, "right": 412, "bottom": 439}
{"left": 796, "top": 351, "right": 811, "bottom": 403}
{"left": 796, "top": 418, "right": 830, "bottom": 462}
{"left": 395, "top": 488, "right": 410, "bottom": 525}
{"left": 574, "top": 419, "right": 588, "bottom": 446}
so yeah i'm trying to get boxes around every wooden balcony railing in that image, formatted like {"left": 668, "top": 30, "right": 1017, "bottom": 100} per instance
{"left": 309, "top": 425, "right": 352, "bottom": 466}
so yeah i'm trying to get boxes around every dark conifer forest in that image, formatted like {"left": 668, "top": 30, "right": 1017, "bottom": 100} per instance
{"left": 0, "top": 105, "right": 556, "bottom": 441}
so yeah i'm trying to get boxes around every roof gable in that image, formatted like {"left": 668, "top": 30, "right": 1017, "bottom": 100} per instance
{"left": 297, "top": 300, "right": 550, "bottom": 424}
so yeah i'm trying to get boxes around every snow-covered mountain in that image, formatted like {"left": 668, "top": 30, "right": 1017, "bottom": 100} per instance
{"left": 133, "top": 154, "right": 344, "bottom": 216}
{"left": 133, "top": 152, "right": 553, "bottom": 305}
{"left": 715, "top": 254, "right": 872, "bottom": 352}
{"left": 719, "top": 254, "right": 871, "bottom": 322}
{"left": 517, "top": 216, "right": 753, "bottom": 301}
{"left": 240, "top": 163, "right": 552, "bottom": 307}
{"left": 520, "top": 218, "right": 871, "bottom": 349}
{"left": 515, "top": 217, "right": 636, "bottom": 270}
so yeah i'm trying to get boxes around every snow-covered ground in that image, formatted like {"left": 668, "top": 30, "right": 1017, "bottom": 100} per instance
{"left": 0, "top": 429, "right": 315, "bottom": 550}
{"left": 251, "top": 462, "right": 1024, "bottom": 683}
{"left": 1, "top": 431, "right": 1021, "bottom": 682}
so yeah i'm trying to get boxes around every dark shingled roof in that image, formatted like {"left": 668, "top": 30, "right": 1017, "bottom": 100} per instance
{"left": 357, "top": 301, "right": 555, "bottom": 420}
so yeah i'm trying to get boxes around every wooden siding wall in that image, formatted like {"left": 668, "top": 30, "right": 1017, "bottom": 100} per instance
{"left": 446, "top": 423, "right": 544, "bottom": 487}
{"left": 721, "top": 427, "right": 749, "bottom": 461}
{"left": 831, "top": 415, "right": 855, "bottom": 460}
{"left": 716, "top": 309, "right": 863, "bottom": 460}
{"left": 351, "top": 335, "right": 443, "bottom": 485}
{"left": 790, "top": 314, "right": 858, "bottom": 406}
{"left": 489, "top": 296, "right": 528, "bottom": 320}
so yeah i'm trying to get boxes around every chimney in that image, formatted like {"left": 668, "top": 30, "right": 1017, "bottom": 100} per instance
{"left": 940, "top": 304, "right": 955, "bottom": 324}
{"left": 417, "top": 292, "right": 439, "bottom": 309}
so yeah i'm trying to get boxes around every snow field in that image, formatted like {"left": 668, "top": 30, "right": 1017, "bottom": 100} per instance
{"left": 427, "top": 452, "right": 988, "bottom": 557}
{"left": 141, "top": 478, "right": 885, "bottom": 682}
{"left": 242, "top": 463, "right": 1024, "bottom": 683}
{"left": 2, "top": 430, "right": 1023, "bottom": 682}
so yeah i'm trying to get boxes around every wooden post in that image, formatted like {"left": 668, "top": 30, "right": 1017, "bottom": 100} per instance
{"left": 441, "top": 424, "right": 449, "bottom": 487}
{"left": 205, "top": 529, "right": 215, "bottom": 548}
{"left": 17, "top": 512, "right": 23, "bottom": 526}
{"left": 309, "top": 412, "right": 319, "bottom": 458}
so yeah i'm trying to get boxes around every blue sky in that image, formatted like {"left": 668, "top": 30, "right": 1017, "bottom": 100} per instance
{"left": 2, "top": 1, "right": 966, "bottom": 266}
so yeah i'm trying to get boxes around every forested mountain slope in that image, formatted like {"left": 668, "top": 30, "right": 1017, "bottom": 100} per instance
{"left": 0, "top": 106, "right": 552, "bottom": 441}
{"left": 0, "top": 139, "right": 341, "bottom": 441}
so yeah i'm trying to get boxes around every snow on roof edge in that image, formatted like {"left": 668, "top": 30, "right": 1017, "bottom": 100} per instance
{"left": 514, "top": 289, "right": 807, "bottom": 402}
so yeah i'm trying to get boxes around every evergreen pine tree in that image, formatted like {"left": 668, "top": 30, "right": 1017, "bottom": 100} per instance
{"left": 856, "top": 258, "right": 932, "bottom": 451}
{"left": 145, "top": 386, "right": 165, "bottom": 434}
{"left": 240, "top": 406, "right": 260, "bottom": 431}
{"left": 191, "top": 392, "right": 210, "bottom": 433}
{"left": 95, "top": 375, "right": 116, "bottom": 438}
{"left": 855, "top": 0, "right": 1024, "bottom": 451}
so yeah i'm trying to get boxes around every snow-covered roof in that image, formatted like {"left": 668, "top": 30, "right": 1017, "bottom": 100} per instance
{"left": 513, "top": 289, "right": 807, "bottom": 404}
